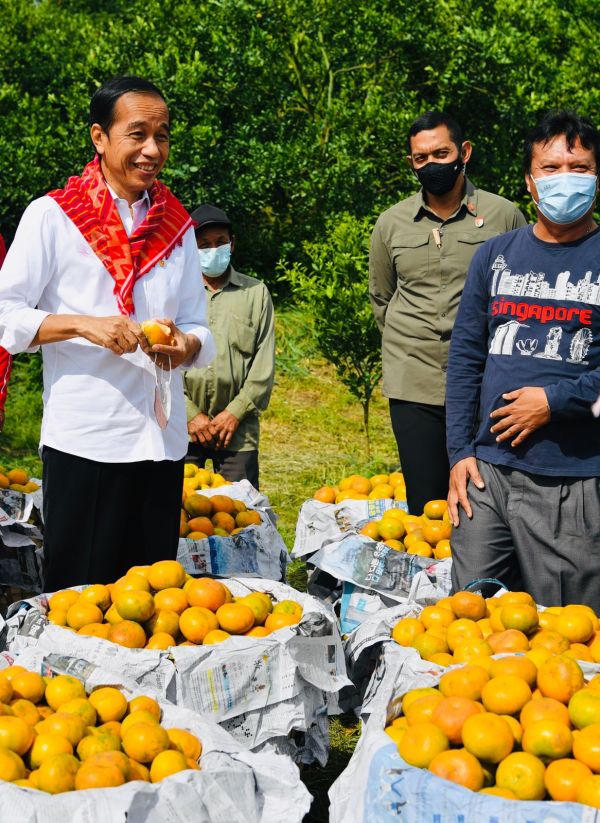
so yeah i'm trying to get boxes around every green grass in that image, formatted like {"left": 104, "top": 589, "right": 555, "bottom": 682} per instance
{"left": 0, "top": 310, "right": 397, "bottom": 819}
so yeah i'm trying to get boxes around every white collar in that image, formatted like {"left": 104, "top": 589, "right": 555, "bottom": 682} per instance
{"left": 106, "top": 183, "right": 151, "bottom": 209}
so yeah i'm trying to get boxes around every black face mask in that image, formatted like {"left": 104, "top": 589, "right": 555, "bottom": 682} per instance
{"left": 415, "top": 155, "right": 464, "bottom": 196}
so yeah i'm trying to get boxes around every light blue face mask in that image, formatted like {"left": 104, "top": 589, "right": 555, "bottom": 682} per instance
{"left": 198, "top": 243, "right": 232, "bottom": 277}
{"left": 533, "top": 172, "right": 597, "bottom": 224}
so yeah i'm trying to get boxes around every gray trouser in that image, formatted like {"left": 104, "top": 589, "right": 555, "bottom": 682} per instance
{"left": 451, "top": 460, "right": 600, "bottom": 610}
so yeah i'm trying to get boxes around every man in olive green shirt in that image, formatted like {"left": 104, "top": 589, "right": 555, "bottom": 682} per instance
{"left": 183, "top": 204, "right": 275, "bottom": 489}
{"left": 369, "top": 111, "right": 526, "bottom": 515}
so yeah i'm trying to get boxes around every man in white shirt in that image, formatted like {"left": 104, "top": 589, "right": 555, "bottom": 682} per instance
{"left": 0, "top": 76, "right": 215, "bottom": 590}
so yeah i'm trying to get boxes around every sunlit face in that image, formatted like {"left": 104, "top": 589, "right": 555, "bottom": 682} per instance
{"left": 407, "top": 125, "right": 470, "bottom": 169}
{"left": 90, "top": 92, "right": 170, "bottom": 204}
{"left": 526, "top": 134, "right": 597, "bottom": 200}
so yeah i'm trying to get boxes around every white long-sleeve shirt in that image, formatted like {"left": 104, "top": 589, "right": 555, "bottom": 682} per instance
{"left": 0, "top": 193, "right": 215, "bottom": 462}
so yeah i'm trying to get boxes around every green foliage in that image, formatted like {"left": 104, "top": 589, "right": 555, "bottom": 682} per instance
{"left": 281, "top": 214, "right": 381, "bottom": 453}
{"left": 0, "top": 354, "right": 43, "bottom": 474}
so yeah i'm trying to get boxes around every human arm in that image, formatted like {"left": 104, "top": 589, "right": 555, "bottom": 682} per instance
{"left": 445, "top": 247, "right": 491, "bottom": 524}
{"left": 0, "top": 348, "right": 12, "bottom": 431}
{"left": 368, "top": 219, "right": 396, "bottom": 333}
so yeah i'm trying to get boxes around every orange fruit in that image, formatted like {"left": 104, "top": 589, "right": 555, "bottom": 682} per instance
{"left": 75, "top": 760, "right": 126, "bottom": 789}
{"left": 499, "top": 604, "right": 539, "bottom": 635}
{"left": 11, "top": 698, "right": 40, "bottom": 726}
{"left": 406, "top": 540, "right": 433, "bottom": 557}
{"left": 84, "top": 750, "right": 131, "bottom": 778}
{"left": 88, "top": 687, "right": 128, "bottom": 723}
{"left": 439, "top": 665, "right": 490, "bottom": 701}
{"left": 398, "top": 721, "right": 449, "bottom": 768}
{"left": 498, "top": 591, "right": 536, "bottom": 608}
{"left": 479, "top": 787, "right": 516, "bottom": 798}
{"left": 462, "top": 712, "right": 514, "bottom": 762}
{"left": 183, "top": 493, "right": 213, "bottom": 518}
{"left": 10, "top": 672, "right": 45, "bottom": 705}
{"left": 526, "top": 647, "right": 553, "bottom": 668}
{"left": 29, "top": 732, "right": 73, "bottom": 768}
{"left": 422, "top": 519, "right": 451, "bottom": 546}
{"left": 272, "top": 599, "right": 303, "bottom": 618}
{"left": 37, "top": 752, "right": 80, "bottom": 793}
{"left": 150, "top": 749, "right": 188, "bottom": 782}
{"left": 60, "top": 698, "right": 97, "bottom": 728}
{"left": 564, "top": 603, "right": 599, "bottom": 630}
{"left": 521, "top": 719, "right": 572, "bottom": 759}
{"left": 146, "top": 632, "right": 175, "bottom": 649}
{"left": 411, "top": 631, "right": 448, "bottom": 660}
{"left": 481, "top": 675, "right": 532, "bottom": 715}
{"left": 79, "top": 584, "right": 111, "bottom": 611}
{"left": 487, "top": 629, "right": 530, "bottom": 654}
{"left": 216, "top": 603, "right": 255, "bottom": 634}
{"left": 530, "top": 629, "right": 570, "bottom": 655}
{"left": 167, "top": 728, "right": 202, "bottom": 761}
{"left": 495, "top": 752, "right": 546, "bottom": 800}
{"left": 238, "top": 594, "right": 270, "bottom": 625}
{"left": 235, "top": 510, "right": 260, "bottom": 528}
{"left": 537, "top": 655, "right": 584, "bottom": 704}
{"left": 423, "top": 500, "right": 448, "bottom": 520}
{"left": 179, "top": 607, "right": 214, "bottom": 644}
{"left": 128, "top": 758, "right": 151, "bottom": 781}
{"left": 452, "top": 638, "right": 493, "bottom": 664}
{"left": 314, "top": 487, "right": 337, "bottom": 504}
{"left": 428, "top": 748, "right": 484, "bottom": 791}
{"left": 430, "top": 696, "right": 484, "bottom": 745}
{"left": 37, "top": 712, "right": 86, "bottom": 746}
{"left": 572, "top": 722, "right": 600, "bottom": 771}
{"left": 108, "top": 620, "right": 147, "bottom": 649}
{"left": 378, "top": 519, "right": 406, "bottom": 542}
{"left": 185, "top": 578, "right": 227, "bottom": 611}
{"left": 404, "top": 693, "right": 445, "bottom": 725}
{"left": 450, "top": 592, "right": 486, "bottom": 621}
{"left": 127, "top": 695, "right": 161, "bottom": 721}
{"left": 347, "top": 475, "right": 371, "bottom": 495}
{"left": 66, "top": 601, "right": 103, "bottom": 630}
{"left": 566, "top": 643, "right": 593, "bottom": 662}
{"left": 556, "top": 611, "right": 595, "bottom": 643}
{"left": 446, "top": 619, "right": 482, "bottom": 652}
{"left": 545, "top": 757, "right": 591, "bottom": 801}
{"left": 433, "top": 539, "right": 452, "bottom": 559}
{"left": 203, "top": 629, "right": 231, "bottom": 645}
{"left": 402, "top": 530, "right": 424, "bottom": 549}
{"left": 145, "top": 609, "right": 180, "bottom": 638}
{"left": 392, "top": 617, "right": 425, "bottom": 646}
{"left": 78, "top": 622, "right": 111, "bottom": 639}
{"left": 569, "top": 688, "right": 600, "bottom": 729}
{"left": 211, "top": 511, "right": 236, "bottom": 532}
{"left": 77, "top": 731, "right": 121, "bottom": 760}
{"left": 360, "top": 521, "right": 380, "bottom": 540}
{"left": 429, "top": 652, "right": 453, "bottom": 667}
{"left": 121, "top": 710, "right": 159, "bottom": 736}
{"left": 147, "top": 560, "right": 186, "bottom": 591}
{"left": 45, "top": 675, "right": 86, "bottom": 712}
{"left": 576, "top": 774, "right": 600, "bottom": 808}
{"left": 122, "top": 722, "right": 170, "bottom": 764}
{"left": 154, "top": 587, "right": 189, "bottom": 615}
{"left": 245, "top": 626, "right": 271, "bottom": 638}
{"left": 112, "top": 573, "right": 151, "bottom": 596}
{"left": 0, "top": 747, "right": 25, "bottom": 781}
{"left": 141, "top": 320, "right": 174, "bottom": 347}
{"left": 420, "top": 606, "right": 454, "bottom": 630}
{"left": 265, "top": 612, "right": 300, "bottom": 632}
{"left": 369, "top": 483, "right": 394, "bottom": 499}
{"left": 489, "top": 656, "right": 538, "bottom": 688}
{"left": 115, "top": 590, "right": 155, "bottom": 623}
{"left": 520, "top": 696, "right": 571, "bottom": 730}
{"left": 538, "top": 611, "right": 558, "bottom": 631}
{"left": 209, "top": 495, "right": 236, "bottom": 515}
{"left": 186, "top": 516, "right": 214, "bottom": 536}
{"left": 0, "top": 716, "right": 34, "bottom": 755}
{"left": 401, "top": 688, "right": 441, "bottom": 715}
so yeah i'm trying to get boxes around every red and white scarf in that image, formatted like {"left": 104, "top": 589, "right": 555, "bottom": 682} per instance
{"left": 48, "top": 156, "right": 192, "bottom": 315}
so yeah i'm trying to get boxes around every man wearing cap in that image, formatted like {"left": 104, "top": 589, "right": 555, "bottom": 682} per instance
{"left": 183, "top": 204, "right": 275, "bottom": 489}
{"left": 369, "top": 110, "right": 526, "bottom": 515}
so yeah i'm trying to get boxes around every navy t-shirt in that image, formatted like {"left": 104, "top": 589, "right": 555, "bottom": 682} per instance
{"left": 446, "top": 224, "right": 600, "bottom": 477}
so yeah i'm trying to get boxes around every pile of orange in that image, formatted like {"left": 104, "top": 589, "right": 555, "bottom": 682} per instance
{"left": 0, "top": 666, "right": 202, "bottom": 792}
{"left": 385, "top": 650, "right": 600, "bottom": 807}
{"left": 391, "top": 590, "right": 600, "bottom": 669}
{"left": 313, "top": 471, "right": 406, "bottom": 505}
{"left": 358, "top": 498, "right": 451, "bottom": 559}
{"left": 0, "top": 466, "right": 40, "bottom": 494}
{"left": 180, "top": 489, "right": 262, "bottom": 539}
{"left": 47, "top": 562, "right": 303, "bottom": 649}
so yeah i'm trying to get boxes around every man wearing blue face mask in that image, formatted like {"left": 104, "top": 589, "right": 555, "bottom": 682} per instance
{"left": 182, "top": 204, "right": 275, "bottom": 489}
{"left": 447, "top": 110, "right": 600, "bottom": 609}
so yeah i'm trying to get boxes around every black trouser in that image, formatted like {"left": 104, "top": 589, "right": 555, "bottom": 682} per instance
{"left": 186, "top": 443, "right": 259, "bottom": 490}
{"left": 389, "top": 399, "right": 449, "bottom": 516}
{"left": 42, "top": 446, "right": 184, "bottom": 591}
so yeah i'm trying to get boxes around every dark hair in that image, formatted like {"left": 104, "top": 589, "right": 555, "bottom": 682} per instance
{"left": 523, "top": 110, "right": 600, "bottom": 173}
{"left": 89, "top": 75, "right": 167, "bottom": 133}
{"left": 407, "top": 111, "right": 464, "bottom": 153}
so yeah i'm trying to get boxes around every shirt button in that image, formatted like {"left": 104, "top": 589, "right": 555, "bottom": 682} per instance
{"left": 441, "top": 285, "right": 446, "bottom": 290}
{"left": 441, "top": 312, "right": 447, "bottom": 317}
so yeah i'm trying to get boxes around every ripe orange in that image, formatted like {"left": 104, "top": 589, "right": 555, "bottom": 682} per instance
{"left": 420, "top": 606, "right": 454, "bottom": 630}
{"left": 37, "top": 752, "right": 80, "bottom": 793}
{"left": 108, "top": 620, "right": 147, "bottom": 649}
{"left": 79, "top": 584, "right": 111, "bottom": 611}
{"left": 422, "top": 520, "right": 452, "bottom": 546}
{"left": 428, "top": 748, "right": 484, "bottom": 791}
{"left": 314, "top": 487, "right": 337, "bottom": 504}
{"left": 66, "top": 601, "right": 103, "bottom": 630}
{"left": 572, "top": 722, "right": 600, "bottom": 771}
{"left": 450, "top": 592, "right": 486, "bottom": 621}
{"left": 521, "top": 719, "right": 572, "bottom": 759}
{"left": 153, "top": 587, "right": 189, "bottom": 615}
{"left": 446, "top": 619, "right": 483, "bottom": 652}
{"left": 487, "top": 629, "right": 530, "bottom": 654}
{"left": 147, "top": 560, "right": 186, "bottom": 591}
{"left": 398, "top": 721, "right": 449, "bottom": 768}
{"left": 37, "top": 712, "right": 86, "bottom": 746}
{"left": 439, "top": 665, "right": 490, "bottom": 701}
{"left": 246, "top": 626, "right": 272, "bottom": 637}
{"left": 128, "top": 759, "right": 151, "bottom": 781}
{"left": 179, "top": 607, "right": 216, "bottom": 643}
{"left": 186, "top": 516, "right": 214, "bottom": 536}
{"left": 481, "top": 675, "right": 532, "bottom": 715}
{"left": 115, "top": 590, "right": 155, "bottom": 623}
{"left": 556, "top": 611, "right": 595, "bottom": 643}
{"left": 45, "top": 675, "right": 86, "bottom": 712}
{"left": 499, "top": 604, "right": 539, "bottom": 635}
{"left": 412, "top": 631, "right": 449, "bottom": 660}
{"left": 479, "top": 787, "right": 516, "bottom": 798}
{"left": 537, "top": 655, "right": 584, "bottom": 704}
{"left": 11, "top": 672, "right": 45, "bottom": 704}
{"left": 167, "top": 728, "right": 202, "bottom": 761}
{"left": 149, "top": 749, "right": 188, "bottom": 782}
{"left": 392, "top": 618, "right": 425, "bottom": 646}
{"left": 203, "top": 629, "right": 231, "bottom": 644}
{"left": 462, "top": 712, "right": 514, "bottom": 763}
{"left": 89, "top": 687, "right": 128, "bottom": 723}
{"left": 568, "top": 688, "right": 600, "bottom": 729}
{"left": 77, "top": 731, "right": 121, "bottom": 760}
{"left": 576, "top": 774, "right": 600, "bottom": 808}
{"left": 0, "top": 747, "right": 25, "bottom": 782}
{"left": 530, "top": 629, "right": 570, "bottom": 655}
{"left": 29, "top": 732, "right": 73, "bottom": 768}
{"left": 545, "top": 757, "right": 592, "bottom": 801}
{"left": 75, "top": 760, "right": 126, "bottom": 789}
{"left": 216, "top": 603, "right": 255, "bottom": 634}
{"left": 121, "top": 710, "right": 159, "bottom": 736}
{"left": 498, "top": 591, "right": 536, "bottom": 608}
{"left": 209, "top": 495, "right": 236, "bottom": 515}
{"left": 453, "top": 638, "right": 493, "bottom": 664}
{"left": 0, "top": 716, "right": 34, "bottom": 755}
{"left": 122, "top": 722, "right": 170, "bottom": 763}
{"left": 404, "top": 693, "right": 445, "bottom": 725}
{"left": 128, "top": 695, "right": 161, "bottom": 721}
{"left": 401, "top": 688, "right": 441, "bottom": 715}
{"left": 430, "top": 696, "right": 484, "bottom": 745}
{"left": 495, "top": 751, "right": 546, "bottom": 800}
{"left": 489, "top": 656, "right": 538, "bottom": 688}
{"left": 11, "top": 698, "right": 40, "bottom": 726}
{"left": 360, "top": 521, "right": 380, "bottom": 540}
{"left": 78, "top": 622, "right": 111, "bottom": 639}
{"left": 146, "top": 632, "right": 175, "bottom": 649}
{"left": 185, "top": 578, "right": 227, "bottom": 611}
{"left": 520, "top": 696, "right": 571, "bottom": 730}
{"left": 433, "top": 540, "right": 452, "bottom": 559}
{"left": 184, "top": 494, "right": 213, "bottom": 518}
{"left": 378, "top": 519, "right": 406, "bottom": 542}
{"left": 423, "top": 499, "right": 448, "bottom": 520}
{"left": 112, "top": 573, "right": 151, "bottom": 596}
{"left": 145, "top": 609, "right": 180, "bottom": 638}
